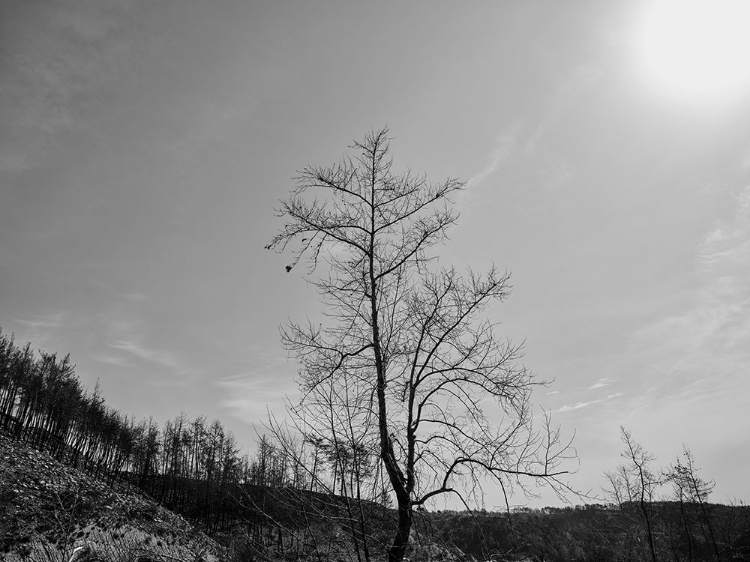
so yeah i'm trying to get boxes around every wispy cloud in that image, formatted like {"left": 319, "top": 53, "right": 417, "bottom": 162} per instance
{"left": 460, "top": 66, "right": 598, "bottom": 217}
{"left": 107, "top": 338, "right": 191, "bottom": 375}
{"left": 217, "top": 372, "right": 294, "bottom": 426}
{"left": 11, "top": 312, "right": 66, "bottom": 347}
{"left": 465, "top": 122, "right": 524, "bottom": 191}
{"left": 625, "top": 185, "right": 750, "bottom": 411}
{"left": 524, "top": 64, "right": 602, "bottom": 156}
{"left": 588, "top": 377, "right": 614, "bottom": 390}
{"left": 120, "top": 292, "right": 149, "bottom": 303}
{"left": 14, "top": 313, "right": 64, "bottom": 330}
{"left": 556, "top": 392, "right": 621, "bottom": 413}
{"left": 455, "top": 122, "right": 525, "bottom": 219}
{"left": 92, "top": 354, "right": 132, "bottom": 368}
{"left": 698, "top": 186, "right": 750, "bottom": 273}
{"left": 213, "top": 344, "right": 296, "bottom": 425}
{"left": 741, "top": 145, "right": 750, "bottom": 173}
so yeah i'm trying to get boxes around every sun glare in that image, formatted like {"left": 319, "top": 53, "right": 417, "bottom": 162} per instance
{"left": 635, "top": 0, "right": 750, "bottom": 103}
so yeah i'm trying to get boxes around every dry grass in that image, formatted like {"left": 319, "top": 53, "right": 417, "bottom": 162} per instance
{"left": 3, "top": 527, "right": 215, "bottom": 562}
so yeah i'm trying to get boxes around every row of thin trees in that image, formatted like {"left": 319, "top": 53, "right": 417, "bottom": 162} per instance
{"left": 601, "top": 427, "right": 747, "bottom": 562}
{"left": 0, "top": 327, "right": 392, "bottom": 548}
{"left": 0, "top": 328, "right": 297, "bottom": 533}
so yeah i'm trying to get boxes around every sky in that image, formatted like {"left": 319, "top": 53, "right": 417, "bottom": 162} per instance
{"left": 2, "top": 0, "right": 750, "bottom": 509}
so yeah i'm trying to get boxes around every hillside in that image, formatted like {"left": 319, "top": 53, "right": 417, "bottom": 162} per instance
{"left": 5, "top": 421, "right": 749, "bottom": 562}
{"left": 0, "top": 429, "right": 224, "bottom": 562}
{"left": 0, "top": 428, "right": 471, "bottom": 562}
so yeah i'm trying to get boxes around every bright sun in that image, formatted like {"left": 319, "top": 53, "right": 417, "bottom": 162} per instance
{"left": 635, "top": 0, "right": 750, "bottom": 103}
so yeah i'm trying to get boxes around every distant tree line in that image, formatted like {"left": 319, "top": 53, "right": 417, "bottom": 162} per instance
{"left": 423, "top": 429, "right": 750, "bottom": 562}
{"left": 0, "top": 327, "right": 396, "bottom": 558}
{"left": 426, "top": 500, "right": 750, "bottom": 562}
{"left": 425, "top": 500, "right": 749, "bottom": 562}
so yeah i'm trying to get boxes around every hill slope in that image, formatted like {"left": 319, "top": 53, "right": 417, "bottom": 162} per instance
{"left": 0, "top": 429, "right": 224, "bottom": 562}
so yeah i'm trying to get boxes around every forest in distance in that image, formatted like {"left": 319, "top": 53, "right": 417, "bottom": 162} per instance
{"left": 1, "top": 326, "right": 749, "bottom": 562}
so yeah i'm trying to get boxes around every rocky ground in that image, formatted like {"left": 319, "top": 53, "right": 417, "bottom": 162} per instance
{"left": 0, "top": 430, "right": 224, "bottom": 562}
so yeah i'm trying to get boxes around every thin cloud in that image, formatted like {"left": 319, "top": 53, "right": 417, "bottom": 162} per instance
{"left": 523, "top": 64, "right": 602, "bottom": 156}
{"left": 92, "top": 354, "right": 132, "bottom": 368}
{"left": 741, "top": 146, "right": 750, "bottom": 173}
{"left": 698, "top": 185, "right": 750, "bottom": 272}
{"left": 557, "top": 399, "right": 602, "bottom": 413}
{"left": 454, "top": 123, "right": 524, "bottom": 220}
{"left": 556, "top": 392, "right": 621, "bottom": 413}
{"left": 11, "top": 312, "right": 66, "bottom": 347}
{"left": 14, "top": 313, "right": 64, "bottom": 330}
{"left": 217, "top": 372, "right": 294, "bottom": 426}
{"left": 465, "top": 123, "right": 524, "bottom": 191}
{"left": 120, "top": 292, "right": 149, "bottom": 303}
{"left": 107, "top": 339, "right": 190, "bottom": 374}
{"left": 588, "top": 377, "right": 614, "bottom": 390}
{"left": 625, "top": 185, "right": 750, "bottom": 410}
{"left": 459, "top": 66, "right": 598, "bottom": 219}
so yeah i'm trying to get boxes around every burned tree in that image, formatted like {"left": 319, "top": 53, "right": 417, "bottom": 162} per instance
{"left": 268, "top": 128, "right": 575, "bottom": 562}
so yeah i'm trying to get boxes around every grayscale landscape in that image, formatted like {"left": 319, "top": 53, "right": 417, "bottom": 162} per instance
{"left": 2, "top": 1, "right": 749, "bottom": 561}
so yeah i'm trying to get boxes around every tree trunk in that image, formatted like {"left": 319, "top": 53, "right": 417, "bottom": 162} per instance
{"left": 640, "top": 483, "right": 657, "bottom": 562}
{"left": 388, "top": 497, "right": 412, "bottom": 562}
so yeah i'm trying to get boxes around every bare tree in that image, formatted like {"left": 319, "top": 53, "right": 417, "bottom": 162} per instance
{"left": 667, "top": 445, "right": 720, "bottom": 560}
{"left": 268, "top": 128, "right": 576, "bottom": 562}
{"left": 605, "top": 427, "right": 661, "bottom": 562}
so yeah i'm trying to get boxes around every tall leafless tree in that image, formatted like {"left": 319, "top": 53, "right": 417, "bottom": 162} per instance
{"left": 605, "top": 427, "right": 661, "bottom": 562}
{"left": 268, "top": 128, "right": 576, "bottom": 562}
{"left": 667, "top": 445, "right": 720, "bottom": 560}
